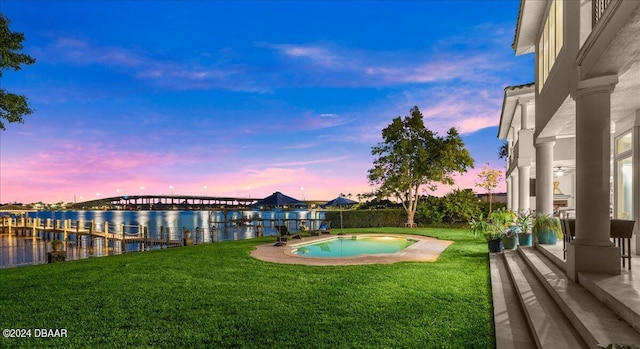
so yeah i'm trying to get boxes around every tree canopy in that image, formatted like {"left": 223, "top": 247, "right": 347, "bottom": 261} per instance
{"left": 0, "top": 13, "right": 36, "bottom": 130}
{"left": 368, "top": 106, "right": 474, "bottom": 226}
{"left": 475, "top": 164, "right": 503, "bottom": 214}
{"left": 498, "top": 141, "right": 508, "bottom": 160}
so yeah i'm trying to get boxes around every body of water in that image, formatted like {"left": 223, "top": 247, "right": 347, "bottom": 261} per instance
{"left": 0, "top": 209, "right": 324, "bottom": 269}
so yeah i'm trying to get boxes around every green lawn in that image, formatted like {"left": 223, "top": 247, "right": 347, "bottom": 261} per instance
{"left": 0, "top": 227, "right": 494, "bottom": 348}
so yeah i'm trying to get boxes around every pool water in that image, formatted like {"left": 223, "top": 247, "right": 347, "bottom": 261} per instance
{"left": 293, "top": 236, "right": 416, "bottom": 258}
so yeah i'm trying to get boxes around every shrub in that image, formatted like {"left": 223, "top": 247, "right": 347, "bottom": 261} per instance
{"left": 325, "top": 209, "right": 406, "bottom": 228}
{"left": 415, "top": 195, "right": 445, "bottom": 225}
{"left": 440, "top": 189, "right": 482, "bottom": 224}
{"left": 480, "top": 201, "right": 507, "bottom": 217}
{"left": 415, "top": 189, "right": 482, "bottom": 225}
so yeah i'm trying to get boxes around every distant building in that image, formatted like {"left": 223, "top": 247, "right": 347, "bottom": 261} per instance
{"left": 476, "top": 192, "right": 508, "bottom": 204}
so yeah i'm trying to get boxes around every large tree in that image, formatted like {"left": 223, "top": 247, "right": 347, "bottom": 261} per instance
{"left": 368, "top": 106, "right": 474, "bottom": 226}
{"left": 0, "top": 13, "right": 36, "bottom": 130}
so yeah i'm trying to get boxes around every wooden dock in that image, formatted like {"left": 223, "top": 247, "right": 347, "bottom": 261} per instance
{"left": 0, "top": 216, "right": 187, "bottom": 250}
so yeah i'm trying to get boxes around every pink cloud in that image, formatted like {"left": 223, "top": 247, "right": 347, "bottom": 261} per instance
{"left": 1, "top": 146, "right": 504, "bottom": 204}
{"left": 454, "top": 116, "right": 498, "bottom": 134}
{"left": 363, "top": 56, "right": 487, "bottom": 85}
{"left": 135, "top": 165, "right": 371, "bottom": 202}
{"left": 387, "top": 87, "right": 503, "bottom": 135}
{"left": 0, "top": 141, "right": 182, "bottom": 203}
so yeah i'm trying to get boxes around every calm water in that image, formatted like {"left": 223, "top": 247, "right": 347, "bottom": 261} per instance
{"left": 0, "top": 209, "right": 324, "bottom": 269}
{"left": 293, "top": 236, "right": 415, "bottom": 258}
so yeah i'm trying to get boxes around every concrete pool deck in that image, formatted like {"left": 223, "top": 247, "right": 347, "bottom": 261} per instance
{"left": 251, "top": 233, "right": 453, "bottom": 266}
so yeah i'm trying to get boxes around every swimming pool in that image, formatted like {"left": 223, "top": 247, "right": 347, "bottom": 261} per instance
{"left": 292, "top": 236, "right": 416, "bottom": 258}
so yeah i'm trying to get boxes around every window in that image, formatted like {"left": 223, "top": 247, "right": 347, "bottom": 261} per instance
{"left": 616, "top": 157, "right": 632, "bottom": 219}
{"left": 556, "top": 0, "right": 563, "bottom": 52}
{"left": 538, "top": 0, "right": 564, "bottom": 93}
{"left": 616, "top": 132, "right": 632, "bottom": 154}
{"left": 615, "top": 131, "right": 633, "bottom": 219}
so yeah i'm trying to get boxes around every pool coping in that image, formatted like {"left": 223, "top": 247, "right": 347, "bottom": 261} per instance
{"left": 250, "top": 233, "right": 453, "bottom": 266}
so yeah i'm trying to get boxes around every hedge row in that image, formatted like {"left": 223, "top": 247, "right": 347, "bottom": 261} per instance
{"left": 324, "top": 209, "right": 407, "bottom": 229}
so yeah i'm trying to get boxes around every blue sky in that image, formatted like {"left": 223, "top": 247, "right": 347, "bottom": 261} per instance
{"left": 0, "top": 0, "right": 533, "bottom": 203}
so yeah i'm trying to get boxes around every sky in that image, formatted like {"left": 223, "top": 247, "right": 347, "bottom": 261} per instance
{"left": 0, "top": 0, "right": 533, "bottom": 204}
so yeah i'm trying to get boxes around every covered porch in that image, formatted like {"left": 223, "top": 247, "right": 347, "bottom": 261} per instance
{"left": 491, "top": 242, "right": 640, "bottom": 348}
{"left": 519, "top": 0, "right": 640, "bottom": 280}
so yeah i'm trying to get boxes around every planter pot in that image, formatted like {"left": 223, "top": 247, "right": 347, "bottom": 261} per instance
{"left": 487, "top": 239, "right": 503, "bottom": 253}
{"left": 518, "top": 234, "right": 532, "bottom": 246}
{"left": 502, "top": 236, "right": 518, "bottom": 250}
{"left": 536, "top": 229, "right": 558, "bottom": 245}
{"left": 51, "top": 240, "right": 63, "bottom": 252}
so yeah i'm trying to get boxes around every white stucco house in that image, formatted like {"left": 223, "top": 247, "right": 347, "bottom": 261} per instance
{"left": 498, "top": 0, "right": 640, "bottom": 280}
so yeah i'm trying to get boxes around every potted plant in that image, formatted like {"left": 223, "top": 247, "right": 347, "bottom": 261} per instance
{"left": 51, "top": 239, "right": 64, "bottom": 252}
{"left": 484, "top": 224, "right": 504, "bottom": 253}
{"left": 183, "top": 227, "right": 194, "bottom": 246}
{"left": 469, "top": 214, "right": 488, "bottom": 238}
{"left": 489, "top": 208, "right": 516, "bottom": 229}
{"left": 48, "top": 240, "right": 66, "bottom": 263}
{"left": 502, "top": 226, "right": 520, "bottom": 251}
{"left": 470, "top": 215, "right": 503, "bottom": 253}
{"left": 488, "top": 208, "right": 518, "bottom": 250}
{"left": 516, "top": 211, "right": 533, "bottom": 246}
{"left": 533, "top": 214, "right": 563, "bottom": 244}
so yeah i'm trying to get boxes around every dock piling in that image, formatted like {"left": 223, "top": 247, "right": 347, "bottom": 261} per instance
{"left": 104, "top": 221, "right": 109, "bottom": 255}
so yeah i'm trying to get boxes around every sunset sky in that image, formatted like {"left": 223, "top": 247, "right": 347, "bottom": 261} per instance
{"left": 0, "top": 0, "right": 533, "bottom": 204}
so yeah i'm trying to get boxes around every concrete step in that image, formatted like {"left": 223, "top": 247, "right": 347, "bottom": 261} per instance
{"left": 519, "top": 247, "right": 640, "bottom": 348}
{"left": 503, "top": 251, "right": 588, "bottom": 348}
{"left": 489, "top": 253, "right": 536, "bottom": 349}
{"left": 579, "top": 271, "right": 640, "bottom": 334}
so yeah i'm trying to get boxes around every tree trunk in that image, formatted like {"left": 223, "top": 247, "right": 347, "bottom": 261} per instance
{"left": 489, "top": 192, "right": 493, "bottom": 215}
{"left": 407, "top": 210, "right": 415, "bottom": 226}
{"left": 406, "top": 185, "right": 419, "bottom": 227}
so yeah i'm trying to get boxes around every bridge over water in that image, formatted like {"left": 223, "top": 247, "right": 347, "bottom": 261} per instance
{"left": 72, "top": 195, "right": 325, "bottom": 210}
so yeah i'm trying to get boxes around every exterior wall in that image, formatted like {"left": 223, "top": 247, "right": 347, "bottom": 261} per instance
{"left": 554, "top": 137, "right": 576, "bottom": 211}
{"left": 554, "top": 137, "right": 575, "bottom": 161}
{"left": 534, "top": 0, "right": 578, "bottom": 138}
{"left": 477, "top": 193, "right": 508, "bottom": 204}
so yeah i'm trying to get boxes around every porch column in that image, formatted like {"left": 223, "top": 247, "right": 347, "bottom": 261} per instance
{"left": 517, "top": 99, "right": 534, "bottom": 214}
{"left": 518, "top": 164, "right": 530, "bottom": 213}
{"left": 520, "top": 98, "right": 533, "bottom": 130}
{"left": 536, "top": 138, "right": 555, "bottom": 216}
{"left": 506, "top": 176, "right": 512, "bottom": 211}
{"left": 567, "top": 75, "right": 620, "bottom": 281}
{"left": 511, "top": 172, "right": 519, "bottom": 213}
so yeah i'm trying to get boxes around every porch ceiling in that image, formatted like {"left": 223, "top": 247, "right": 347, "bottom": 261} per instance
{"left": 537, "top": 97, "right": 575, "bottom": 139}
{"left": 539, "top": 5, "right": 640, "bottom": 139}
{"left": 583, "top": 4, "right": 640, "bottom": 80}
{"left": 537, "top": 60, "right": 640, "bottom": 139}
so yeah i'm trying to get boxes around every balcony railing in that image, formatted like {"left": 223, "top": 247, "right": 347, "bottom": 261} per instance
{"left": 593, "top": 0, "right": 612, "bottom": 26}
{"left": 509, "top": 141, "right": 520, "bottom": 169}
